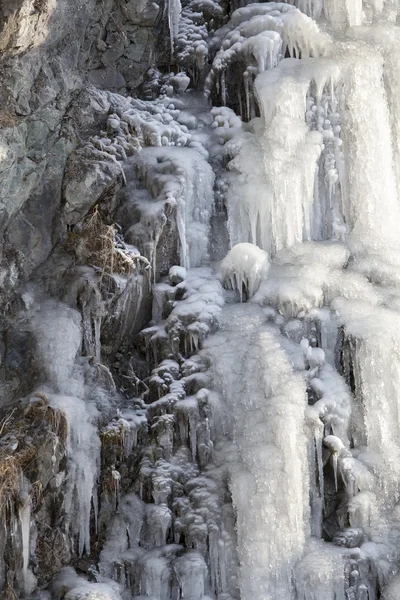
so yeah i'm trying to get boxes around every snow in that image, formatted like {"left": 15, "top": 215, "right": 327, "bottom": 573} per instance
{"left": 219, "top": 243, "right": 269, "bottom": 301}
{"left": 53, "top": 568, "right": 122, "bottom": 600}
{"left": 168, "top": 265, "right": 187, "bottom": 284}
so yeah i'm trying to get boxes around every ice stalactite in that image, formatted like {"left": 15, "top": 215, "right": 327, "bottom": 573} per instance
{"left": 167, "top": 0, "right": 182, "bottom": 53}
{"left": 30, "top": 300, "right": 101, "bottom": 557}
{"left": 50, "top": 393, "right": 100, "bottom": 556}
{"left": 132, "top": 147, "right": 214, "bottom": 270}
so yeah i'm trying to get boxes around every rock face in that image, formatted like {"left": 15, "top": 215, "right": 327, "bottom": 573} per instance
{"left": 0, "top": 0, "right": 157, "bottom": 303}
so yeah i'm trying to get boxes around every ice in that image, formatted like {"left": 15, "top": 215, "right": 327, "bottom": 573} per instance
{"left": 19, "top": 483, "right": 32, "bottom": 594}
{"left": 174, "top": 551, "right": 207, "bottom": 600}
{"left": 206, "top": 3, "right": 331, "bottom": 112}
{"left": 204, "top": 304, "right": 309, "bottom": 600}
{"left": 167, "top": 0, "right": 182, "bottom": 52}
{"left": 50, "top": 393, "right": 100, "bottom": 556}
{"left": 12, "top": 0, "right": 400, "bottom": 598}
{"left": 219, "top": 243, "right": 269, "bottom": 301}
{"left": 295, "top": 540, "right": 347, "bottom": 600}
{"left": 252, "top": 242, "right": 349, "bottom": 317}
{"left": 133, "top": 147, "right": 214, "bottom": 269}
{"left": 53, "top": 567, "right": 122, "bottom": 600}
{"left": 99, "top": 493, "right": 145, "bottom": 577}
{"left": 382, "top": 575, "right": 400, "bottom": 599}
{"left": 30, "top": 300, "right": 82, "bottom": 393}
{"left": 176, "top": 0, "right": 223, "bottom": 77}
{"left": 145, "top": 504, "right": 172, "bottom": 546}
{"left": 28, "top": 299, "right": 101, "bottom": 557}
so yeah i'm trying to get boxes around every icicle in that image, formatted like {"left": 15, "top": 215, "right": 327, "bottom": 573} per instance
{"left": 221, "top": 71, "right": 226, "bottom": 106}
{"left": 244, "top": 71, "right": 250, "bottom": 121}
{"left": 209, "top": 529, "right": 219, "bottom": 594}
{"left": 94, "top": 316, "right": 101, "bottom": 364}
{"left": 219, "top": 243, "right": 270, "bottom": 301}
{"left": 218, "top": 535, "right": 228, "bottom": 592}
{"left": 315, "top": 423, "right": 324, "bottom": 506}
{"left": 19, "top": 491, "right": 31, "bottom": 593}
{"left": 167, "top": 0, "right": 182, "bottom": 54}
{"left": 307, "top": 412, "right": 324, "bottom": 537}
{"left": 332, "top": 450, "right": 338, "bottom": 492}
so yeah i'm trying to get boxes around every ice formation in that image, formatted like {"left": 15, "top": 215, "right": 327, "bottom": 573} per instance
{"left": 5, "top": 1, "right": 400, "bottom": 599}
{"left": 219, "top": 243, "right": 269, "bottom": 301}
{"left": 167, "top": 0, "right": 182, "bottom": 53}
{"left": 204, "top": 304, "right": 310, "bottom": 599}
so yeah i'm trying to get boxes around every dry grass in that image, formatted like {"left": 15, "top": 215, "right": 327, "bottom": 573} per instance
{"left": 67, "top": 207, "right": 138, "bottom": 279}
{"left": 101, "top": 422, "right": 125, "bottom": 448}
{"left": 0, "top": 395, "right": 68, "bottom": 512}
{"left": 32, "top": 391, "right": 48, "bottom": 404}
{"left": 0, "top": 445, "right": 36, "bottom": 510}
{"left": 24, "top": 393, "right": 69, "bottom": 443}
{"left": 31, "top": 480, "right": 43, "bottom": 511}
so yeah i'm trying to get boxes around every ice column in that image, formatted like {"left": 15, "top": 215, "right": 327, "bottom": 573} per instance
{"left": 205, "top": 305, "right": 309, "bottom": 600}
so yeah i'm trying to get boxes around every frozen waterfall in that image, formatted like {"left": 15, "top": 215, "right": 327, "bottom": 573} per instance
{"left": 4, "top": 1, "right": 400, "bottom": 599}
